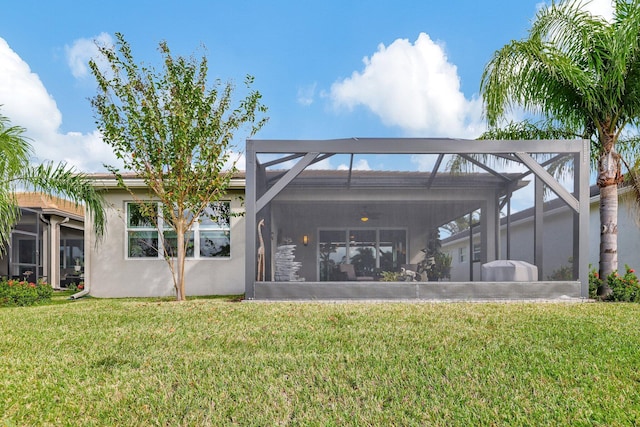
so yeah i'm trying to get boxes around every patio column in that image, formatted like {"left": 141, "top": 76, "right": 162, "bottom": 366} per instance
{"left": 480, "top": 198, "right": 498, "bottom": 265}
{"left": 245, "top": 141, "right": 257, "bottom": 299}
{"left": 576, "top": 141, "right": 590, "bottom": 297}
{"left": 48, "top": 216, "right": 63, "bottom": 288}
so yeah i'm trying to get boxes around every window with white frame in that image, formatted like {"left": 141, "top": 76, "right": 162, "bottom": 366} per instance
{"left": 196, "top": 203, "right": 231, "bottom": 257}
{"left": 127, "top": 202, "right": 159, "bottom": 258}
{"left": 458, "top": 247, "right": 465, "bottom": 263}
{"left": 472, "top": 242, "right": 481, "bottom": 262}
{"left": 126, "top": 201, "right": 231, "bottom": 259}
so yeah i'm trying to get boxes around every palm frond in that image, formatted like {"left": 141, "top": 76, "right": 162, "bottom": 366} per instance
{"left": 0, "top": 189, "right": 19, "bottom": 255}
{"left": 479, "top": 119, "right": 580, "bottom": 140}
{"left": 450, "top": 120, "right": 577, "bottom": 175}
{"left": 479, "top": 0, "right": 637, "bottom": 136}
{"left": 0, "top": 110, "right": 31, "bottom": 252}
{"left": 0, "top": 112, "right": 32, "bottom": 179}
{"left": 15, "top": 162, "right": 106, "bottom": 238}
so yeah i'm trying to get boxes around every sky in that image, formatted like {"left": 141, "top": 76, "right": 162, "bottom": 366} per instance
{"left": 0, "top": 0, "right": 615, "bottom": 173}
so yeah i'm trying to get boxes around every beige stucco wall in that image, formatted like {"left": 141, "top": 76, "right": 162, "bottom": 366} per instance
{"left": 86, "top": 189, "right": 245, "bottom": 298}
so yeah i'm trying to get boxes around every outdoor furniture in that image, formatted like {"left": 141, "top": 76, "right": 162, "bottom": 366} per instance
{"left": 481, "top": 260, "right": 538, "bottom": 281}
{"left": 401, "top": 264, "right": 420, "bottom": 281}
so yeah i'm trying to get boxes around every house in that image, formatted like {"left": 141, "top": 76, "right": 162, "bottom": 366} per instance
{"left": 83, "top": 138, "right": 592, "bottom": 300}
{"left": 84, "top": 173, "right": 247, "bottom": 298}
{"left": 0, "top": 193, "right": 85, "bottom": 288}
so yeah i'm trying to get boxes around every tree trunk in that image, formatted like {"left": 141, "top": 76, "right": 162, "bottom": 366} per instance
{"left": 598, "top": 184, "right": 617, "bottom": 296}
{"left": 176, "top": 221, "right": 186, "bottom": 301}
{"left": 597, "top": 146, "right": 622, "bottom": 297}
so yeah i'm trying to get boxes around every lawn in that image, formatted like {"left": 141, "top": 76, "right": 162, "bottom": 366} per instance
{"left": 1, "top": 294, "right": 639, "bottom": 426}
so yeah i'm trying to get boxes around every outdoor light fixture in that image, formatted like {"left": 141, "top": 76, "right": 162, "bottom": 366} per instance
{"left": 360, "top": 207, "right": 371, "bottom": 222}
{"left": 303, "top": 235, "right": 309, "bottom": 246}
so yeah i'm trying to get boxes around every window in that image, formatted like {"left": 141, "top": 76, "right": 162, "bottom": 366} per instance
{"left": 126, "top": 201, "right": 231, "bottom": 259}
{"left": 198, "top": 203, "right": 231, "bottom": 257}
{"left": 60, "top": 238, "right": 84, "bottom": 269}
{"left": 458, "top": 247, "right": 465, "bottom": 263}
{"left": 473, "top": 243, "right": 481, "bottom": 262}
{"left": 127, "top": 202, "right": 159, "bottom": 258}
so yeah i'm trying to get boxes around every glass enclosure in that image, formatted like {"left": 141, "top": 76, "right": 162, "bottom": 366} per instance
{"left": 246, "top": 138, "right": 590, "bottom": 299}
{"left": 9, "top": 209, "right": 42, "bottom": 280}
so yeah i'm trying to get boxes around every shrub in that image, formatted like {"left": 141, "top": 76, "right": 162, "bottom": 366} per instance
{"left": 66, "top": 281, "right": 83, "bottom": 292}
{"left": 606, "top": 265, "right": 640, "bottom": 303}
{"left": 548, "top": 257, "right": 574, "bottom": 281}
{"left": 588, "top": 266, "right": 601, "bottom": 299}
{"left": 379, "top": 271, "right": 401, "bottom": 282}
{"left": 0, "top": 278, "right": 53, "bottom": 307}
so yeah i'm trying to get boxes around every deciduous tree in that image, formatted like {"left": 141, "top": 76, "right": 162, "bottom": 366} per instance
{"left": 90, "top": 33, "right": 268, "bottom": 300}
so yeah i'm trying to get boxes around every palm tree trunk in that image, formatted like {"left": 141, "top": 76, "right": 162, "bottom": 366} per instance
{"left": 597, "top": 146, "right": 622, "bottom": 297}
{"left": 598, "top": 184, "right": 617, "bottom": 296}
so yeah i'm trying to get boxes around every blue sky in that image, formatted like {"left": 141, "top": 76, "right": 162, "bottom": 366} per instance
{"left": 0, "top": 0, "right": 614, "bottom": 172}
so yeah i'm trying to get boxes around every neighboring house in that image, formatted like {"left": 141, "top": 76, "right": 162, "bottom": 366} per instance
{"left": 84, "top": 138, "right": 591, "bottom": 300}
{"left": 0, "top": 193, "right": 85, "bottom": 288}
{"left": 443, "top": 185, "right": 640, "bottom": 281}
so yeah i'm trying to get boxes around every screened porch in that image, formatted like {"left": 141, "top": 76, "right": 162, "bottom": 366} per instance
{"left": 244, "top": 138, "right": 590, "bottom": 300}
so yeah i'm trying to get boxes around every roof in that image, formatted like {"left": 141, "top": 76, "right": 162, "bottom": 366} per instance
{"left": 441, "top": 184, "right": 608, "bottom": 244}
{"left": 87, "top": 172, "right": 246, "bottom": 190}
{"left": 15, "top": 192, "right": 84, "bottom": 219}
{"left": 273, "top": 169, "right": 526, "bottom": 191}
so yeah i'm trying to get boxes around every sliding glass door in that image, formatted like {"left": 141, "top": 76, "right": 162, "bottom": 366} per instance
{"left": 318, "top": 228, "right": 406, "bottom": 281}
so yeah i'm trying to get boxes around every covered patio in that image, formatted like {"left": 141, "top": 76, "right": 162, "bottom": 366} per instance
{"left": 244, "top": 138, "right": 590, "bottom": 300}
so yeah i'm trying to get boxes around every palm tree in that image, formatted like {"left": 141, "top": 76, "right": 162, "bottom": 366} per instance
{"left": 480, "top": 0, "right": 640, "bottom": 296}
{"left": 0, "top": 110, "right": 105, "bottom": 254}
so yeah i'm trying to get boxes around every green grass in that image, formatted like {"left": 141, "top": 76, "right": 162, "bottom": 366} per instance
{"left": 1, "top": 297, "right": 639, "bottom": 426}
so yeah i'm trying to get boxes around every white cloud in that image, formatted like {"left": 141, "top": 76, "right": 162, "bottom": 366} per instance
{"left": 580, "top": 0, "right": 615, "bottom": 21}
{"left": 337, "top": 158, "right": 371, "bottom": 171}
{"left": 536, "top": 0, "right": 615, "bottom": 21}
{"left": 410, "top": 154, "right": 455, "bottom": 172}
{"left": 329, "top": 33, "right": 484, "bottom": 138}
{"left": 0, "top": 38, "right": 61, "bottom": 134}
{"left": 65, "top": 32, "right": 113, "bottom": 79}
{"left": 0, "top": 36, "right": 120, "bottom": 172}
{"left": 296, "top": 83, "right": 317, "bottom": 106}
{"left": 306, "top": 157, "right": 334, "bottom": 170}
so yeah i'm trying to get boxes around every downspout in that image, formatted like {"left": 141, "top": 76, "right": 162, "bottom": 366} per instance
{"left": 70, "top": 285, "right": 89, "bottom": 300}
